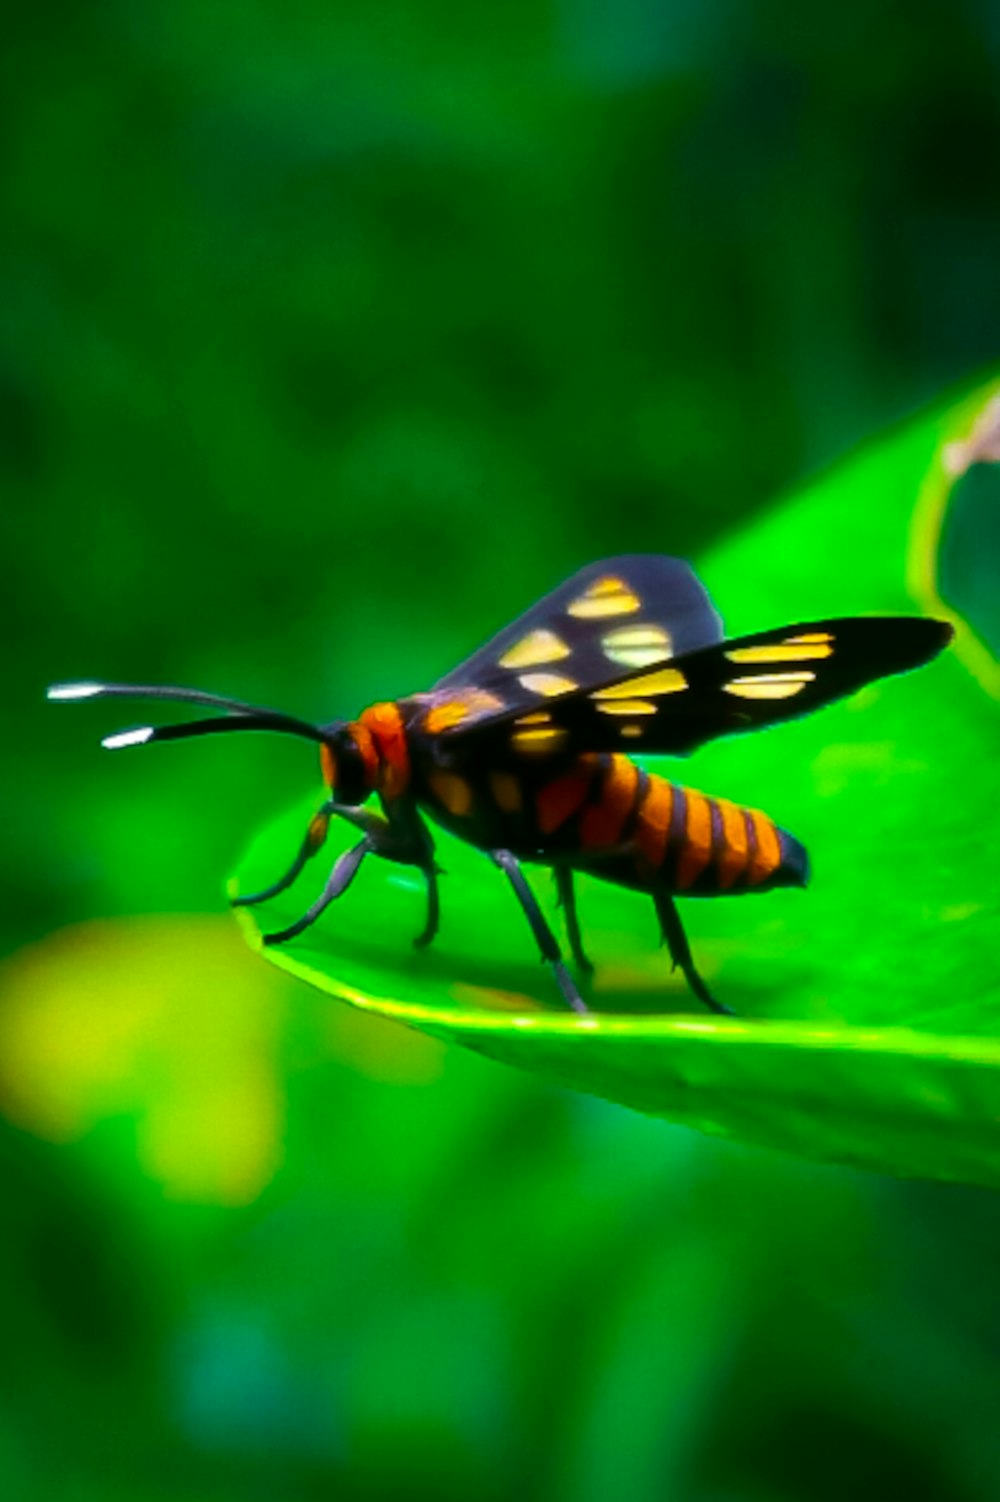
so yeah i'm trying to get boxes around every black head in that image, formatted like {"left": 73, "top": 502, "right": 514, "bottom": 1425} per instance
{"left": 318, "top": 720, "right": 373, "bottom": 806}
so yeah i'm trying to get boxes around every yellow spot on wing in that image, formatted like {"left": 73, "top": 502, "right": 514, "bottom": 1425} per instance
{"left": 595, "top": 699, "right": 658, "bottom": 715}
{"left": 428, "top": 772, "right": 474, "bottom": 817}
{"left": 593, "top": 667, "right": 686, "bottom": 699}
{"left": 510, "top": 726, "right": 570, "bottom": 756}
{"left": 568, "top": 594, "right": 642, "bottom": 620}
{"left": 602, "top": 623, "right": 673, "bottom": 668}
{"left": 722, "top": 672, "right": 815, "bottom": 700}
{"left": 784, "top": 632, "right": 834, "bottom": 645}
{"left": 515, "top": 711, "right": 552, "bottom": 726}
{"left": 425, "top": 701, "right": 469, "bottom": 732}
{"left": 424, "top": 690, "right": 504, "bottom": 733}
{"left": 603, "top": 624, "right": 671, "bottom": 648}
{"left": 518, "top": 671, "right": 578, "bottom": 696}
{"left": 567, "top": 579, "right": 642, "bottom": 619}
{"left": 499, "top": 629, "right": 571, "bottom": 670}
{"left": 726, "top": 643, "right": 833, "bottom": 663}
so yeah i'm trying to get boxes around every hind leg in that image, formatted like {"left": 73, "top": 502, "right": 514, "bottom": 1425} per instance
{"left": 554, "top": 866, "right": 594, "bottom": 974}
{"left": 653, "top": 893, "right": 733, "bottom": 1016}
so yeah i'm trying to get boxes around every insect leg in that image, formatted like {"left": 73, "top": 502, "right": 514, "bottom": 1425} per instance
{"left": 262, "top": 837, "right": 374, "bottom": 945}
{"left": 333, "top": 799, "right": 441, "bottom": 950}
{"left": 653, "top": 894, "right": 733, "bottom": 1016}
{"left": 232, "top": 799, "right": 338, "bottom": 907}
{"left": 554, "top": 866, "right": 594, "bottom": 973}
{"left": 412, "top": 863, "right": 440, "bottom": 949}
{"left": 490, "top": 850, "right": 588, "bottom": 1015}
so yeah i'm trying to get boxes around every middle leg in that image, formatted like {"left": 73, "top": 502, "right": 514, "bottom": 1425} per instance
{"left": 490, "top": 849, "right": 588, "bottom": 1015}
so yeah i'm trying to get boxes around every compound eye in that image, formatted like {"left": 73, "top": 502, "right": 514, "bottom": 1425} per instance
{"left": 333, "top": 734, "right": 369, "bottom": 805}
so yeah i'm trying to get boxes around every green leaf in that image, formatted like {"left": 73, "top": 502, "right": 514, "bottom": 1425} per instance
{"left": 233, "top": 375, "right": 1000, "bottom": 1188}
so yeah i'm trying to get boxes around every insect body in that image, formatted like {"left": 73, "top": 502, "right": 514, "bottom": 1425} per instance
{"left": 49, "top": 556, "right": 952, "bottom": 1015}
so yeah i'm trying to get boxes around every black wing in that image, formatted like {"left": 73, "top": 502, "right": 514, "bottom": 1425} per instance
{"left": 418, "top": 557, "right": 723, "bottom": 731}
{"left": 431, "top": 614, "right": 952, "bottom": 761}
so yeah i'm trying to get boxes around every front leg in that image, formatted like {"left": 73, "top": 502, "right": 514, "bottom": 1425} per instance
{"left": 262, "top": 799, "right": 439, "bottom": 949}
{"left": 232, "top": 798, "right": 405, "bottom": 911}
{"left": 233, "top": 798, "right": 339, "bottom": 908}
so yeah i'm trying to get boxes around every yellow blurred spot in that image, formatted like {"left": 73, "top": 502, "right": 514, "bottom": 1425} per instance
{"left": 0, "top": 916, "right": 449, "bottom": 1201}
{"left": 0, "top": 917, "right": 283, "bottom": 1206}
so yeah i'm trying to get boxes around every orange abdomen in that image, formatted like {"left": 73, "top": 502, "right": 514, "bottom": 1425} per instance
{"left": 632, "top": 777, "right": 808, "bottom": 895}
{"left": 545, "top": 755, "right": 808, "bottom": 896}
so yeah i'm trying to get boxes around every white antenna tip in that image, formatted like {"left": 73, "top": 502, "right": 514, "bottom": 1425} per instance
{"left": 102, "top": 727, "right": 154, "bottom": 750}
{"left": 47, "top": 682, "right": 106, "bottom": 701}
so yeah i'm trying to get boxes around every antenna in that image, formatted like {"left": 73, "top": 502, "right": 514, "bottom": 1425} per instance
{"left": 47, "top": 681, "right": 329, "bottom": 748}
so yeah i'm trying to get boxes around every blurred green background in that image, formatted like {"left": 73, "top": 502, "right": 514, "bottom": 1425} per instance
{"left": 4, "top": 2, "right": 1000, "bottom": 1498}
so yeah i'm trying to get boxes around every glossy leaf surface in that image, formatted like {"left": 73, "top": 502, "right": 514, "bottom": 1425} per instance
{"left": 234, "top": 376, "right": 1000, "bottom": 1187}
